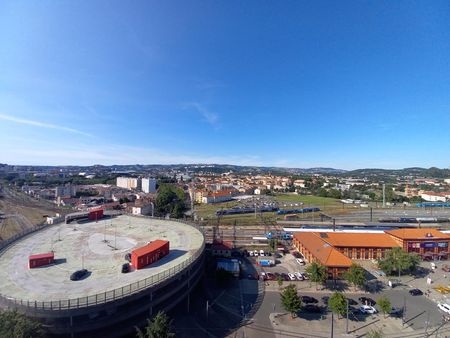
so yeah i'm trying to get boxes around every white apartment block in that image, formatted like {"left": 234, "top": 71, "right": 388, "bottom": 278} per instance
{"left": 141, "top": 178, "right": 157, "bottom": 193}
{"left": 116, "top": 177, "right": 141, "bottom": 190}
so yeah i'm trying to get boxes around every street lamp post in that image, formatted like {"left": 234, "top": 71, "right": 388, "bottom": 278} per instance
{"left": 346, "top": 298, "right": 349, "bottom": 334}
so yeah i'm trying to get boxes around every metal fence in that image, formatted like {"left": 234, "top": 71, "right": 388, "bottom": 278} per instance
{"left": 0, "top": 215, "right": 205, "bottom": 311}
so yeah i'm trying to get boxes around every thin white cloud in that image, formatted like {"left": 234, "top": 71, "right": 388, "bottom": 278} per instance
{"left": 184, "top": 102, "right": 219, "bottom": 127}
{"left": 0, "top": 113, "right": 93, "bottom": 137}
{"left": 0, "top": 142, "right": 262, "bottom": 167}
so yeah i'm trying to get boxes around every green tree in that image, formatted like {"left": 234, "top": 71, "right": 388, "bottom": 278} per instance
{"left": 136, "top": 310, "right": 175, "bottom": 338}
{"left": 155, "top": 184, "right": 186, "bottom": 218}
{"left": 328, "top": 292, "right": 347, "bottom": 318}
{"left": 280, "top": 284, "right": 302, "bottom": 318}
{"left": 0, "top": 310, "right": 44, "bottom": 338}
{"left": 277, "top": 275, "right": 284, "bottom": 288}
{"left": 344, "top": 263, "right": 366, "bottom": 291}
{"left": 269, "top": 238, "right": 278, "bottom": 252}
{"left": 305, "top": 262, "right": 328, "bottom": 290}
{"left": 378, "top": 247, "right": 420, "bottom": 276}
{"left": 377, "top": 296, "right": 391, "bottom": 318}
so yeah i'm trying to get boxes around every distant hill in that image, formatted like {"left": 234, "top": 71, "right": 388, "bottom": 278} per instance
{"left": 2, "top": 163, "right": 450, "bottom": 179}
{"left": 342, "top": 167, "right": 450, "bottom": 179}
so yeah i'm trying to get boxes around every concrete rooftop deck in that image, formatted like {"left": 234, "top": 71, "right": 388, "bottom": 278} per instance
{"left": 0, "top": 215, "right": 204, "bottom": 302}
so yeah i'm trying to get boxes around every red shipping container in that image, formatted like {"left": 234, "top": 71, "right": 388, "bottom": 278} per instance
{"left": 88, "top": 209, "right": 103, "bottom": 221}
{"left": 131, "top": 240, "right": 169, "bottom": 270}
{"left": 29, "top": 252, "right": 54, "bottom": 269}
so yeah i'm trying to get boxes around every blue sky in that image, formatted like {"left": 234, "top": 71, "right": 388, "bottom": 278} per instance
{"left": 0, "top": 1, "right": 449, "bottom": 169}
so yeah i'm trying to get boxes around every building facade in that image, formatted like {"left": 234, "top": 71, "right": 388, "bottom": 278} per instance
{"left": 116, "top": 177, "right": 141, "bottom": 190}
{"left": 385, "top": 229, "right": 450, "bottom": 259}
{"left": 141, "top": 178, "right": 157, "bottom": 193}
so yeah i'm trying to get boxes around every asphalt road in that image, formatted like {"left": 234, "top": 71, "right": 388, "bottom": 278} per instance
{"left": 236, "top": 288, "right": 446, "bottom": 338}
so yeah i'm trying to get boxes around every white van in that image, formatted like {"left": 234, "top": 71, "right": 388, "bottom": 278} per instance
{"left": 259, "top": 249, "right": 265, "bottom": 256}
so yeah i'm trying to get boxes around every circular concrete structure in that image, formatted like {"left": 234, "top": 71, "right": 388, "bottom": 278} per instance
{"left": 0, "top": 215, "right": 205, "bottom": 337}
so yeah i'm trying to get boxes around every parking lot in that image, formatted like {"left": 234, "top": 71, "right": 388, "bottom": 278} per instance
{"left": 233, "top": 248, "right": 450, "bottom": 338}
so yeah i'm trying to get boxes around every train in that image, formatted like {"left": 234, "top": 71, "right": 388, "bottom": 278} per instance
{"left": 416, "top": 202, "right": 450, "bottom": 208}
{"left": 266, "top": 231, "right": 293, "bottom": 240}
{"left": 276, "top": 207, "right": 320, "bottom": 215}
{"left": 215, "top": 206, "right": 278, "bottom": 216}
{"left": 378, "top": 217, "right": 450, "bottom": 223}
{"left": 215, "top": 206, "right": 321, "bottom": 216}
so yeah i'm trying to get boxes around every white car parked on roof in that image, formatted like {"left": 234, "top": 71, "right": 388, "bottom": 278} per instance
{"left": 438, "top": 303, "right": 450, "bottom": 315}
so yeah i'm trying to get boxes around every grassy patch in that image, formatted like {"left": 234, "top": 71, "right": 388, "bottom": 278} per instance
{"left": 275, "top": 194, "right": 340, "bottom": 207}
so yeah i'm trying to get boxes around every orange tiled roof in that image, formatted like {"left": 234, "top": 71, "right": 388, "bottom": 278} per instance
{"left": 385, "top": 228, "right": 450, "bottom": 240}
{"left": 293, "top": 233, "right": 352, "bottom": 268}
{"left": 320, "top": 232, "right": 400, "bottom": 248}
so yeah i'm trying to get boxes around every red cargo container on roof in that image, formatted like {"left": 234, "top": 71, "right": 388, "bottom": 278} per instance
{"left": 131, "top": 240, "right": 169, "bottom": 270}
{"left": 88, "top": 209, "right": 103, "bottom": 221}
{"left": 29, "top": 252, "right": 54, "bottom": 269}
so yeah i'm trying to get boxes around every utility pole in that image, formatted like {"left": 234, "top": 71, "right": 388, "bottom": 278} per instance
{"left": 402, "top": 296, "right": 406, "bottom": 327}
{"left": 333, "top": 218, "right": 336, "bottom": 232}
{"left": 370, "top": 207, "right": 373, "bottom": 222}
{"left": 346, "top": 298, "right": 349, "bottom": 334}
{"left": 233, "top": 220, "right": 236, "bottom": 249}
{"left": 206, "top": 300, "right": 209, "bottom": 320}
{"left": 330, "top": 311, "right": 334, "bottom": 338}
{"left": 382, "top": 184, "right": 386, "bottom": 208}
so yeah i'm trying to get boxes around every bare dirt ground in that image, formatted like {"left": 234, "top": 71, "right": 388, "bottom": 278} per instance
{"left": 0, "top": 185, "right": 65, "bottom": 240}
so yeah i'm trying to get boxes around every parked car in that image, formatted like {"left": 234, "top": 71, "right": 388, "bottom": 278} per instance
{"left": 409, "top": 288, "right": 423, "bottom": 296}
{"left": 253, "top": 250, "right": 259, "bottom": 257}
{"left": 260, "top": 250, "right": 265, "bottom": 256}
{"left": 360, "top": 305, "right": 377, "bottom": 314}
{"left": 390, "top": 307, "right": 403, "bottom": 317}
{"left": 301, "top": 273, "right": 309, "bottom": 280}
{"left": 70, "top": 269, "right": 89, "bottom": 281}
{"left": 249, "top": 251, "right": 254, "bottom": 257}
{"left": 288, "top": 273, "right": 296, "bottom": 281}
{"left": 358, "top": 297, "right": 376, "bottom": 306}
{"left": 303, "top": 304, "right": 322, "bottom": 313}
{"left": 292, "top": 251, "right": 301, "bottom": 258}
{"left": 121, "top": 263, "right": 130, "bottom": 273}
{"left": 296, "top": 258, "right": 305, "bottom": 265}
{"left": 294, "top": 272, "right": 304, "bottom": 281}
{"left": 346, "top": 298, "right": 358, "bottom": 306}
{"left": 266, "top": 272, "right": 275, "bottom": 280}
{"left": 281, "top": 273, "right": 290, "bottom": 281}
{"left": 301, "top": 296, "right": 318, "bottom": 304}
{"left": 438, "top": 303, "right": 450, "bottom": 315}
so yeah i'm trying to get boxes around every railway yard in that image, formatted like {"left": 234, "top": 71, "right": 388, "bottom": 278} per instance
{"left": 0, "top": 185, "right": 66, "bottom": 241}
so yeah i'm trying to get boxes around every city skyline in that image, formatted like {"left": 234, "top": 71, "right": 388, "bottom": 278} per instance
{"left": 1, "top": 1, "right": 449, "bottom": 169}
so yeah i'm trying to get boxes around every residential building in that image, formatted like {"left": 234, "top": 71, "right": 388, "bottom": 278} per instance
{"left": 116, "top": 177, "right": 141, "bottom": 190}
{"left": 211, "top": 240, "right": 233, "bottom": 257}
{"left": 141, "top": 178, "right": 157, "bottom": 193}
{"left": 55, "top": 184, "right": 77, "bottom": 198}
